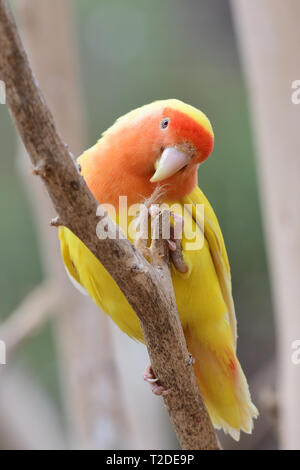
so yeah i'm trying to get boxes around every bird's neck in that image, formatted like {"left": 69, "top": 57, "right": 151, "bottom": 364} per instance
{"left": 87, "top": 170, "right": 198, "bottom": 210}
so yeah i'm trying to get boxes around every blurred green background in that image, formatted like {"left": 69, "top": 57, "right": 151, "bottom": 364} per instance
{"left": 0, "top": 0, "right": 275, "bottom": 448}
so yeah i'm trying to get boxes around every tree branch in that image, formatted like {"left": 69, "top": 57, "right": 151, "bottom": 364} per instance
{"left": 0, "top": 0, "right": 220, "bottom": 449}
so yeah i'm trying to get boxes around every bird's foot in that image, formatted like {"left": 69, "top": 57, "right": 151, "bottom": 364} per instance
{"left": 143, "top": 364, "right": 171, "bottom": 396}
{"left": 167, "top": 212, "right": 188, "bottom": 273}
{"left": 134, "top": 193, "right": 188, "bottom": 273}
{"left": 134, "top": 203, "right": 151, "bottom": 258}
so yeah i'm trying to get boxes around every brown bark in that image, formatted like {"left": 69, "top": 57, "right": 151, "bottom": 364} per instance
{"left": 0, "top": 0, "right": 219, "bottom": 449}
{"left": 13, "top": 0, "right": 132, "bottom": 449}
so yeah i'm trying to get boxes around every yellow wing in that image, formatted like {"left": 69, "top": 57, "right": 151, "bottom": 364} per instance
{"left": 181, "top": 186, "right": 237, "bottom": 348}
{"left": 59, "top": 226, "right": 144, "bottom": 341}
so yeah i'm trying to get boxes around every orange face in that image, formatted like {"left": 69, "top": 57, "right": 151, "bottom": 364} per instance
{"left": 79, "top": 100, "right": 214, "bottom": 206}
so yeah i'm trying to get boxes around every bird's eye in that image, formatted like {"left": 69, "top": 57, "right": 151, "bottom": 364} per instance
{"left": 160, "top": 118, "right": 170, "bottom": 130}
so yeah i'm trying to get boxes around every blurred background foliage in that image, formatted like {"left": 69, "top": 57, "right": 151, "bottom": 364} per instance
{"left": 0, "top": 0, "right": 274, "bottom": 446}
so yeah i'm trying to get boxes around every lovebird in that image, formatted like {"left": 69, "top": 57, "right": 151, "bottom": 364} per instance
{"left": 59, "top": 99, "right": 258, "bottom": 440}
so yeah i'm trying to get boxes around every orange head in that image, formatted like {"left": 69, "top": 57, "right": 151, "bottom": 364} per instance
{"left": 78, "top": 99, "right": 214, "bottom": 206}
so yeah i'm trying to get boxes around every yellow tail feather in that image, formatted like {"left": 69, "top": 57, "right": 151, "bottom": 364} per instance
{"left": 186, "top": 331, "right": 258, "bottom": 441}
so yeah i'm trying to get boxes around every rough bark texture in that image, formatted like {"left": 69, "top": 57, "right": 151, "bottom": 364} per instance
{"left": 231, "top": 0, "right": 300, "bottom": 450}
{"left": 0, "top": 0, "right": 220, "bottom": 449}
{"left": 13, "top": 0, "right": 132, "bottom": 449}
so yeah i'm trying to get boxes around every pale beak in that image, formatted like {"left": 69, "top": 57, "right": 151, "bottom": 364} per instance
{"left": 150, "top": 147, "right": 190, "bottom": 183}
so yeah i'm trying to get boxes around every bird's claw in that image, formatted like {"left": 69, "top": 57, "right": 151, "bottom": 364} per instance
{"left": 134, "top": 196, "right": 188, "bottom": 273}
{"left": 143, "top": 364, "right": 171, "bottom": 397}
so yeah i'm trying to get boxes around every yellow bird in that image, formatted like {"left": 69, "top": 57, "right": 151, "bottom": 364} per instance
{"left": 59, "top": 99, "right": 258, "bottom": 440}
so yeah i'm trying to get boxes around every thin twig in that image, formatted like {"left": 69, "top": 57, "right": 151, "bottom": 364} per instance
{"left": 0, "top": 280, "right": 61, "bottom": 354}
